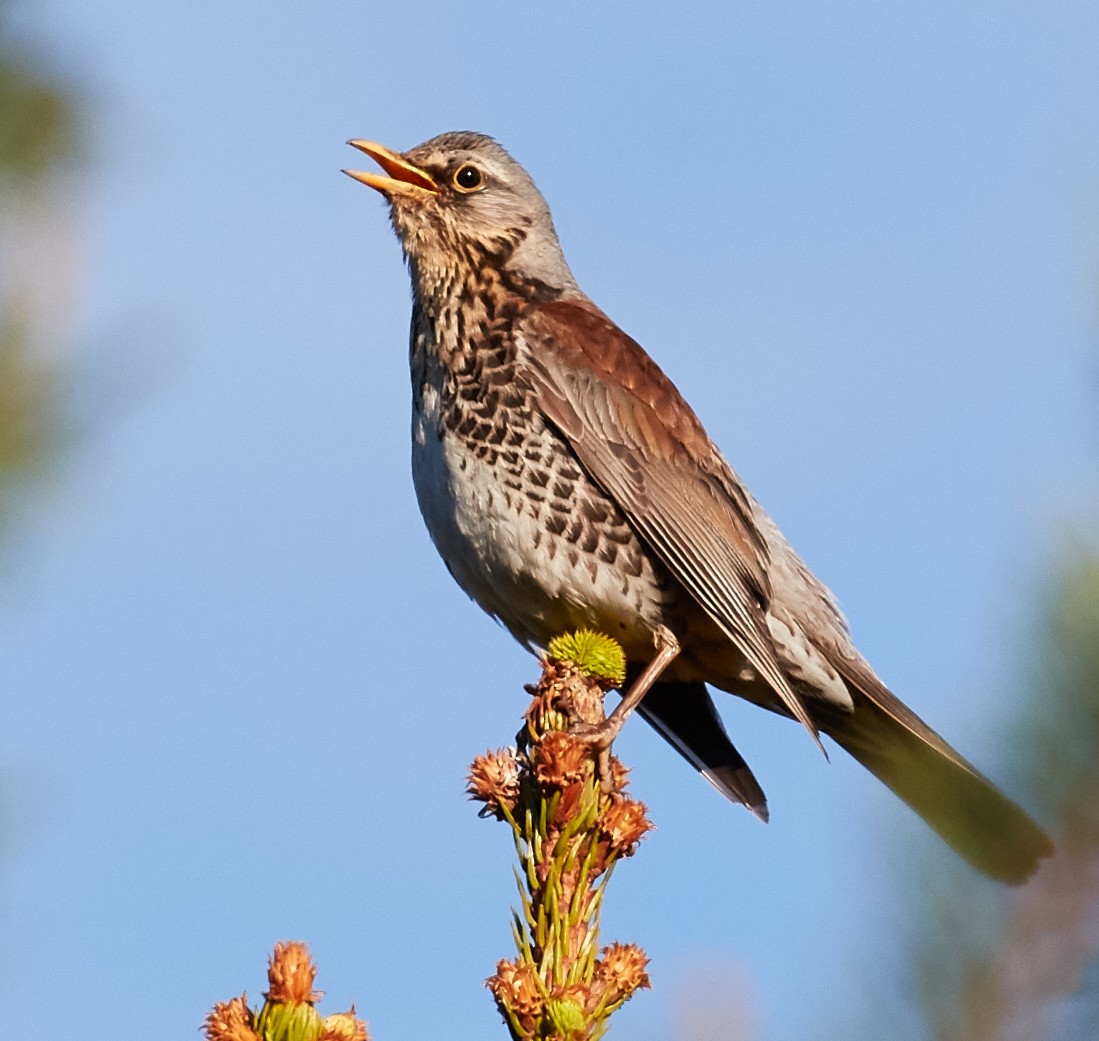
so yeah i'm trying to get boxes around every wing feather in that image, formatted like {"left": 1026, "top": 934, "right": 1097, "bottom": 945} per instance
{"left": 520, "top": 298, "right": 822, "bottom": 747}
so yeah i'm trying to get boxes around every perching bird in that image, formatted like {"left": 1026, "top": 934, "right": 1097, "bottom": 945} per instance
{"left": 345, "top": 131, "right": 1052, "bottom": 884}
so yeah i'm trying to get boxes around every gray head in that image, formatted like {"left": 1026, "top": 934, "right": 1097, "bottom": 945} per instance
{"left": 345, "top": 131, "right": 579, "bottom": 295}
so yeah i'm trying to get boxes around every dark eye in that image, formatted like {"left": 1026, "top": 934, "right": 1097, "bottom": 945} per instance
{"left": 453, "top": 164, "right": 483, "bottom": 191}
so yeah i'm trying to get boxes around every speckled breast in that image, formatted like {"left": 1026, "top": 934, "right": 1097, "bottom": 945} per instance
{"left": 408, "top": 320, "right": 676, "bottom": 660}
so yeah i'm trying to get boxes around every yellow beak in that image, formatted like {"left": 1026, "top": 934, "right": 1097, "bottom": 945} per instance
{"left": 343, "top": 140, "right": 439, "bottom": 197}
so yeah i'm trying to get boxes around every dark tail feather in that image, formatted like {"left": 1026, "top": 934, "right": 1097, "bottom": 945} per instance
{"left": 816, "top": 684, "right": 1053, "bottom": 884}
{"left": 637, "top": 681, "right": 769, "bottom": 821}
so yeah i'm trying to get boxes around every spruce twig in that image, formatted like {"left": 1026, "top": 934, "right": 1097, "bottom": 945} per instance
{"left": 468, "top": 630, "right": 652, "bottom": 1041}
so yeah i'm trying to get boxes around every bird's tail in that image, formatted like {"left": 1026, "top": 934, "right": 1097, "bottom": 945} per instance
{"left": 638, "top": 681, "right": 770, "bottom": 822}
{"left": 815, "top": 681, "right": 1053, "bottom": 884}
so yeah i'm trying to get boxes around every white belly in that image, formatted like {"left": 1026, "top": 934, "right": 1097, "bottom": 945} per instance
{"left": 410, "top": 390, "right": 670, "bottom": 655}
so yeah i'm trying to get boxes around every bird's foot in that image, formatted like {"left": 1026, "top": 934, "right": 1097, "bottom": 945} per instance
{"left": 566, "top": 721, "right": 623, "bottom": 795}
{"left": 565, "top": 625, "right": 681, "bottom": 793}
{"left": 567, "top": 715, "right": 624, "bottom": 751}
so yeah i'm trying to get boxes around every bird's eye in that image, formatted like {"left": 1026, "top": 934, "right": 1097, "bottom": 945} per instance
{"left": 453, "top": 164, "right": 484, "bottom": 192}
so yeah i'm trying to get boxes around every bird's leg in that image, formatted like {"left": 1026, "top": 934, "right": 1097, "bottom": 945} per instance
{"left": 570, "top": 625, "right": 681, "bottom": 759}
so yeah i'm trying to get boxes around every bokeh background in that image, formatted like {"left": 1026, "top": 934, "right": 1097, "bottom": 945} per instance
{"left": 2, "top": 2, "right": 1098, "bottom": 1039}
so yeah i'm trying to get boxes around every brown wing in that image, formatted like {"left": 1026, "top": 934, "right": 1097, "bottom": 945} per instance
{"left": 520, "top": 298, "right": 821, "bottom": 746}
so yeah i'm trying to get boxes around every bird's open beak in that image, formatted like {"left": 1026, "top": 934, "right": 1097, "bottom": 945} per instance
{"left": 343, "top": 140, "right": 439, "bottom": 198}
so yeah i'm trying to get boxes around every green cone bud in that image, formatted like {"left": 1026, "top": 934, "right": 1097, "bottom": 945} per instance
{"left": 548, "top": 630, "right": 626, "bottom": 685}
{"left": 545, "top": 996, "right": 586, "bottom": 1036}
{"left": 254, "top": 999, "right": 324, "bottom": 1041}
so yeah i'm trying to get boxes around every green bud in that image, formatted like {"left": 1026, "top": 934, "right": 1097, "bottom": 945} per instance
{"left": 254, "top": 999, "right": 324, "bottom": 1041}
{"left": 548, "top": 630, "right": 626, "bottom": 686}
{"left": 545, "top": 996, "right": 586, "bottom": 1036}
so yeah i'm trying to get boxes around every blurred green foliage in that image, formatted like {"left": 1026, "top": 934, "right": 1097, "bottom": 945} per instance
{"left": 0, "top": 0, "right": 80, "bottom": 533}
{"left": 903, "top": 547, "right": 1099, "bottom": 1041}
{"left": 0, "top": 310, "right": 60, "bottom": 503}
{"left": 1019, "top": 549, "right": 1099, "bottom": 841}
{"left": 0, "top": 56, "right": 73, "bottom": 183}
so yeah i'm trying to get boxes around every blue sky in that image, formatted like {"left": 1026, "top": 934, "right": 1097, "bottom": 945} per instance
{"left": 2, "top": 2, "right": 1097, "bottom": 1038}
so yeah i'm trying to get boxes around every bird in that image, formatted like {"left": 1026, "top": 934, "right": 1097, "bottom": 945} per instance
{"left": 344, "top": 131, "right": 1053, "bottom": 884}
